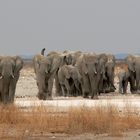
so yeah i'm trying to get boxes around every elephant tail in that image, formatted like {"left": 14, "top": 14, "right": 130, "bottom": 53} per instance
{"left": 41, "top": 48, "right": 46, "bottom": 56}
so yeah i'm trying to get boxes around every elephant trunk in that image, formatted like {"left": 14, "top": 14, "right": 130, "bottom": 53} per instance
{"left": 107, "top": 66, "right": 114, "bottom": 79}
{"left": 88, "top": 63, "right": 97, "bottom": 75}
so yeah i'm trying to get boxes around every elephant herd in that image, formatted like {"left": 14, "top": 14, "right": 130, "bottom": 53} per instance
{"left": 33, "top": 49, "right": 116, "bottom": 100}
{"left": 0, "top": 49, "right": 139, "bottom": 104}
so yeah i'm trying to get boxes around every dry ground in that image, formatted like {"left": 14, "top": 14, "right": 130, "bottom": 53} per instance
{"left": 1, "top": 60, "right": 140, "bottom": 140}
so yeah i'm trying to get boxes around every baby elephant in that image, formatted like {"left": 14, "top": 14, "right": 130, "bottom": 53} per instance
{"left": 58, "top": 65, "right": 82, "bottom": 97}
{"left": 118, "top": 69, "right": 130, "bottom": 94}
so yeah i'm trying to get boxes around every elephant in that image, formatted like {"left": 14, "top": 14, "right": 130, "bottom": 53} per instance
{"left": 96, "top": 53, "right": 108, "bottom": 94}
{"left": 46, "top": 51, "right": 69, "bottom": 96}
{"left": 75, "top": 54, "right": 90, "bottom": 98}
{"left": 33, "top": 51, "right": 69, "bottom": 99}
{"left": 134, "top": 56, "right": 140, "bottom": 92}
{"left": 33, "top": 54, "right": 52, "bottom": 100}
{"left": 46, "top": 51, "right": 82, "bottom": 96}
{"left": 118, "top": 69, "right": 130, "bottom": 94}
{"left": 75, "top": 53, "right": 100, "bottom": 99}
{"left": 0, "top": 56, "right": 23, "bottom": 104}
{"left": 125, "top": 55, "right": 140, "bottom": 93}
{"left": 58, "top": 65, "right": 82, "bottom": 97}
{"left": 103, "top": 54, "right": 116, "bottom": 93}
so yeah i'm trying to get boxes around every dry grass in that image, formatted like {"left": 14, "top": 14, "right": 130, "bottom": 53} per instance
{"left": 0, "top": 104, "right": 140, "bottom": 139}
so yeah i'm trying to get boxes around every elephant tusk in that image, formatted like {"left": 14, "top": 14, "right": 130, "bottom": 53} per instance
{"left": 0, "top": 76, "right": 3, "bottom": 79}
{"left": 45, "top": 70, "right": 48, "bottom": 74}
{"left": 94, "top": 71, "right": 97, "bottom": 74}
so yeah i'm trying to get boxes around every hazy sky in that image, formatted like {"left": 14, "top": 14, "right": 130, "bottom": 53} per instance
{"left": 0, "top": 0, "right": 140, "bottom": 55}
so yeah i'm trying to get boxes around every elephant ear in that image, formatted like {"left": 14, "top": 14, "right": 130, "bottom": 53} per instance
{"left": 33, "top": 55, "right": 42, "bottom": 73}
{"left": 13, "top": 56, "right": 24, "bottom": 73}
{"left": 50, "top": 56, "right": 62, "bottom": 73}
{"left": 45, "top": 60, "right": 51, "bottom": 74}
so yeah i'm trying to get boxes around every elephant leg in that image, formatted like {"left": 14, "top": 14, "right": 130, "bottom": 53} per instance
{"left": 55, "top": 75, "right": 62, "bottom": 96}
{"left": 74, "top": 86, "right": 78, "bottom": 97}
{"left": 1, "top": 92, "right": 5, "bottom": 104}
{"left": 91, "top": 88, "right": 98, "bottom": 99}
{"left": 45, "top": 77, "right": 54, "bottom": 100}
{"left": 102, "top": 80, "right": 106, "bottom": 93}
{"left": 9, "top": 79, "right": 17, "bottom": 103}
{"left": 108, "top": 76, "right": 115, "bottom": 92}
{"left": 102, "top": 78, "right": 109, "bottom": 93}
{"left": 68, "top": 78, "right": 74, "bottom": 96}
{"left": 2, "top": 89, "right": 8, "bottom": 104}
{"left": 136, "top": 71, "right": 140, "bottom": 92}
{"left": 70, "top": 83, "right": 75, "bottom": 96}
{"left": 36, "top": 74, "right": 47, "bottom": 100}
{"left": 90, "top": 76, "right": 98, "bottom": 99}
{"left": 129, "top": 76, "right": 136, "bottom": 93}
{"left": 0, "top": 85, "right": 1, "bottom": 102}
{"left": 60, "top": 84, "right": 66, "bottom": 97}
{"left": 73, "top": 81, "right": 80, "bottom": 96}
{"left": 1, "top": 80, "right": 10, "bottom": 104}
{"left": 119, "top": 78, "right": 123, "bottom": 94}
{"left": 48, "top": 76, "right": 54, "bottom": 99}
{"left": 98, "top": 76, "right": 104, "bottom": 94}
{"left": 79, "top": 85, "right": 82, "bottom": 96}
{"left": 0, "top": 92, "right": 2, "bottom": 102}
{"left": 123, "top": 80, "right": 128, "bottom": 94}
{"left": 82, "top": 74, "right": 90, "bottom": 98}
{"left": 64, "top": 79, "right": 71, "bottom": 97}
{"left": 103, "top": 76, "right": 109, "bottom": 92}
{"left": 75, "top": 86, "right": 80, "bottom": 97}
{"left": 109, "top": 82, "right": 116, "bottom": 92}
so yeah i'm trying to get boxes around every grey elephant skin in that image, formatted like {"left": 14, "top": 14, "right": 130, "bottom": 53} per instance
{"left": 0, "top": 56, "right": 23, "bottom": 104}
{"left": 63, "top": 50, "right": 82, "bottom": 66}
{"left": 46, "top": 51, "right": 83, "bottom": 96}
{"left": 75, "top": 53, "right": 107, "bottom": 99}
{"left": 125, "top": 55, "right": 140, "bottom": 93}
{"left": 33, "top": 54, "right": 52, "bottom": 100}
{"left": 58, "top": 65, "right": 82, "bottom": 97}
{"left": 118, "top": 69, "right": 130, "bottom": 94}
{"left": 34, "top": 49, "right": 117, "bottom": 100}
{"left": 46, "top": 51, "right": 70, "bottom": 96}
{"left": 33, "top": 52, "right": 69, "bottom": 99}
{"left": 103, "top": 54, "right": 116, "bottom": 93}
